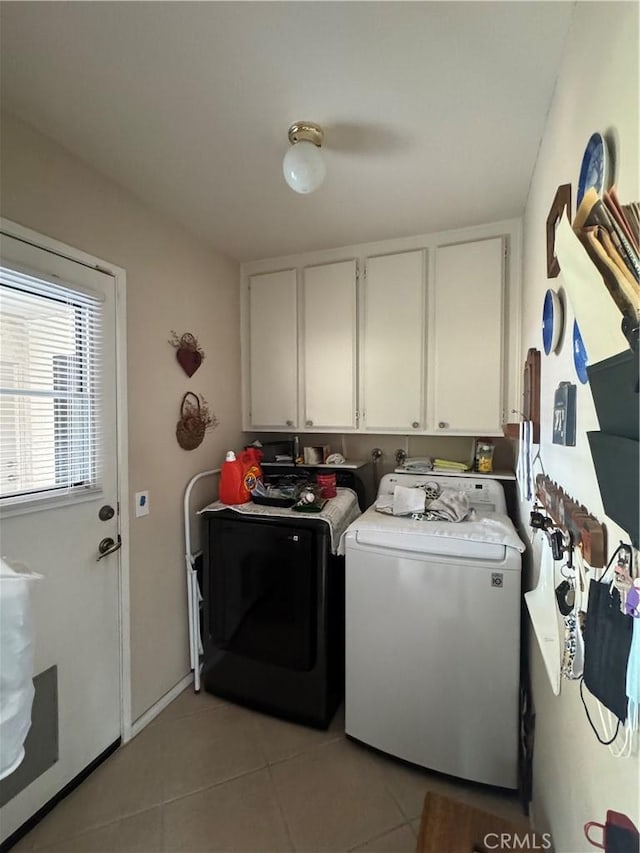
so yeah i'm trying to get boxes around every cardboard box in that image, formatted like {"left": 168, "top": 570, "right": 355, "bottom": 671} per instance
{"left": 303, "top": 445, "right": 330, "bottom": 465}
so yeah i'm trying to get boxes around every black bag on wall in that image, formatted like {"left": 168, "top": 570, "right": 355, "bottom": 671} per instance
{"left": 583, "top": 579, "right": 633, "bottom": 723}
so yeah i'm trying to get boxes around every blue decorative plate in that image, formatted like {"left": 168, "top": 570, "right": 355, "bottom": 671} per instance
{"left": 542, "top": 289, "right": 563, "bottom": 355}
{"left": 577, "top": 133, "right": 607, "bottom": 206}
{"left": 573, "top": 320, "right": 589, "bottom": 384}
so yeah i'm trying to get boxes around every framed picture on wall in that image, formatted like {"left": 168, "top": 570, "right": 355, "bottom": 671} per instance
{"left": 546, "top": 184, "right": 572, "bottom": 278}
{"left": 552, "top": 381, "right": 577, "bottom": 446}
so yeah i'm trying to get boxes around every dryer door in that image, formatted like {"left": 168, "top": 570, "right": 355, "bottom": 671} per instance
{"left": 207, "top": 518, "right": 317, "bottom": 671}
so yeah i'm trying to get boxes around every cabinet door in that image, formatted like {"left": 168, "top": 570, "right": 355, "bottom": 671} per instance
{"left": 248, "top": 269, "right": 298, "bottom": 428}
{"left": 302, "top": 260, "right": 357, "bottom": 430}
{"left": 361, "top": 251, "right": 425, "bottom": 431}
{"left": 432, "top": 238, "right": 504, "bottom": 433}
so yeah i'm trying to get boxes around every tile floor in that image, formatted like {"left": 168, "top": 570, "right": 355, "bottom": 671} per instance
{"left": 13, "top": 688, "right": 526, "bottom": 852}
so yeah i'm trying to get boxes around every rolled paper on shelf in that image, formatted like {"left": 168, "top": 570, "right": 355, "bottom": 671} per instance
{"left": 555, "top": 212, "right": 628, "bottom": 363}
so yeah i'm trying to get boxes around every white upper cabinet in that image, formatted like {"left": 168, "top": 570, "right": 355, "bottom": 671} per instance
{"left": 302, "top": 260, "right": 357, "bottom": 430}
{"left": 241, "top": 220, "right": 519, "bottom": 434}
{"left": 361, "top": 251, "right": 426, "bottom": 431}
{"left": 431, "top": 237, "right": 504, "bottom": 434}
{"left": 247, "top": 269, "right": 298, "bottom": 429}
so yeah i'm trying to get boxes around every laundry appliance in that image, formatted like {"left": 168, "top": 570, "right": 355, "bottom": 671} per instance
{"left": 200, "top": 470, "right": 364, "bottom": 728}
{"left": 343, "top": 472, "right": 524, "bottom": 788}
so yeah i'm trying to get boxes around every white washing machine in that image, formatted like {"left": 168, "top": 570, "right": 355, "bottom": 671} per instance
{"left": 344, "top": 472, "right": 524, "bottom": 789}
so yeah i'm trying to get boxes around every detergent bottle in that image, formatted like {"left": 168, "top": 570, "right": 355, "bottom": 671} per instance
{"left": 219, "top": 451, "right": 250, "bottom": 504}
{"left": 239, "top": 448, "right": 264, "bottom": 494}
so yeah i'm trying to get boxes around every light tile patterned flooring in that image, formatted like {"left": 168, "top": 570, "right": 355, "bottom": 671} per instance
{"left": 14, "top": 688, "right": 526, "bottom": 852}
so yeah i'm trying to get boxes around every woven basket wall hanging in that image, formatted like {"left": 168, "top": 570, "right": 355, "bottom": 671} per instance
{"left": 176, "top": 392, "right": 218, "bottom": 451}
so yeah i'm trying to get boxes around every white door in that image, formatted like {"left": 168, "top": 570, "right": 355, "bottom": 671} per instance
{"left": 0, "top": 233, "right": 121, "bottom": 843}
{"left": 432, "top": 238, "right": 504, "bottom": 434}
{"left": 361, "top": 251, "right": 426, "bottom": 431}
{"left": 302, "top": 260, "right": 357, "bottom": 431}
{"left": 247, "top": 269, "right": 298, "bottom": 429}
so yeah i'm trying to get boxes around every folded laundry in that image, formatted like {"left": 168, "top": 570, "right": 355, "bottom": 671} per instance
{"left": 375, "top": 485, "right": 426, "bottom": 516}
{"left": 433, "top": 458, "right": 470, "bottom": 471}
{"left": 424, "top": 488, "right": 474, "bottom": 522}
{"left": 374, "top": 485, "right": 474, "bottom": 522}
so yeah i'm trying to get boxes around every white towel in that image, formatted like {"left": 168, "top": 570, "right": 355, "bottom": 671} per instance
{"left": 424, "top": 488, "right": 474, "bottom": 522}
{"left": 375, "top": 485, "right": 426, "bottom": 516}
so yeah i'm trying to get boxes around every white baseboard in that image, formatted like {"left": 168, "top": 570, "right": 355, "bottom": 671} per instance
{"left": 126, "top": 673, "right": 193, "bottom": 741}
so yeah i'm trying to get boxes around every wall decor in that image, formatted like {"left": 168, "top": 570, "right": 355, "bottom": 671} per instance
{"left": 503, "top": 347, "right": 540, "bottom": 443}
{"left": 572, "top": 186, "right": 640, "bottom": 341}
{"left": 542, "top": 289, "right": 564, "bottom": 354}
{"left": 572, "top": 320, "right": 589, "bottom": 384}
{"left": 176, "top": 392, "right": 218, "bottom": 451}
{"left": 169, "top": 331, "right": 205, "bottom": 378}
{"left": 577, "top": 132, "right": 610, "bottom": 207}
{"left": 553, "top": 381, "right": 577, "bottom": 446}
{"left": 546, "top": 183, "right": 572, "bottom": 278}
{"left": 555, "top": 213, "right": 629, "bottom": 363}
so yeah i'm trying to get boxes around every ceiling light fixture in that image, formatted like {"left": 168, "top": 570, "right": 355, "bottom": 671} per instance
{"left": 283, "top": 121, "right": 326, "bottom": 194}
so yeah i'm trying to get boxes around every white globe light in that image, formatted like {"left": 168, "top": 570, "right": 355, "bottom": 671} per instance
{"left": 283, "top": 140, "right": 326, "bottom": 194}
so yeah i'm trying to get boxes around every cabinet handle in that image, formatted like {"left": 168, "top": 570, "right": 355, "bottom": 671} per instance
{"left": 305, "top": 419, "right": 314, "bottom": 427}
{"left": 286, "top": 419, "right": 294, "bottom": 427}
{"left": 412, "top": 421, "right": 420, "bottom": 429}
{"left": 438, "top": 421, "right": 449, "bottom": 429}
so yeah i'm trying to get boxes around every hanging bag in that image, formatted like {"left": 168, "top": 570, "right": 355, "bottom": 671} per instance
{"left": 581, "top": 547, "right": 634, "bottom": 734}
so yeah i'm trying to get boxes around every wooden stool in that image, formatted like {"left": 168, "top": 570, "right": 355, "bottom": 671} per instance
{"left": 416, "top": 791, "right": 539, "bottom": 853}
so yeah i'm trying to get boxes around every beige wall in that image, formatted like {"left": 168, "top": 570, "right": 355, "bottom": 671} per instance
{"left": 520, "top": 2, "right": 639, "bottom": 849}
{"left": 0, "top": 113, "right": 243, "bottom": 720}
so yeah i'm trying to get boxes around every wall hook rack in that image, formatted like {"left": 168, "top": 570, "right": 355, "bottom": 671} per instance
{"left": 530, "top": 505, "right": 575, "bottom": 566}
{"left": 535, "top": 474, "right": 607, "bottom": 567}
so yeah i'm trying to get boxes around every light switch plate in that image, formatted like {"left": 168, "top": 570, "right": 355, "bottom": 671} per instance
{"left": 135, "top": 491, "right": 149, "bottom": 517}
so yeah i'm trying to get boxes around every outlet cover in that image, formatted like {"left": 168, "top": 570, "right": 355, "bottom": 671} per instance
{"left": 135, "top": 491, "right": 149, "bottom": 517}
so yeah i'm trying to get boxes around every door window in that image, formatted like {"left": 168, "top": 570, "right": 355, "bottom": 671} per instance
{"left": 0, "top": 266, "right": 103, "bottom": 504}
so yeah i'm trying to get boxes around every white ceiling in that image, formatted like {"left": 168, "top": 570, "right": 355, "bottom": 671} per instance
{"left": 0, "top": 1, "right": 574, "bottom": 262}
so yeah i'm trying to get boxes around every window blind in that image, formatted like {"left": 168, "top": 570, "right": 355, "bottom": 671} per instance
{"left": 0, "top": 266, "right": 103, "bottom": 502}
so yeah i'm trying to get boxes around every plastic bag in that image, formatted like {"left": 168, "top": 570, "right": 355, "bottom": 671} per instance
{"left": 0, "top": 558, "right": 41, "bottom": 780}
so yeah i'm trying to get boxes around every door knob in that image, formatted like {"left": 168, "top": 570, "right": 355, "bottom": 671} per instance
{"left": 98, "top": 504, "right": 115, "bottom": 521}
{"left": 286, "top": 419, "right": 294, "bottom": 427}
{"left": 412, "top": 421, "right": 420, "bottom": 429}
{"left": 96, "top": 535, "right": 122, "bottom": 562}
{"left": 306, "top": 419, "right": 314, "bottom": 427}
{"left": 438, "top": 421, "right": 449, "bottom": 429}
